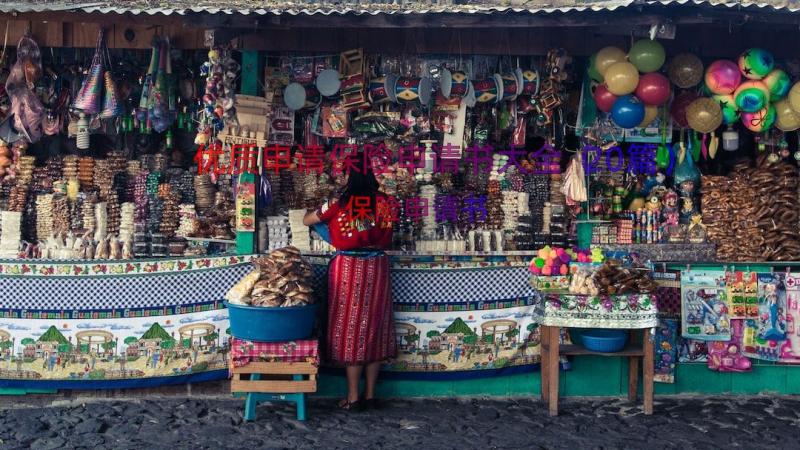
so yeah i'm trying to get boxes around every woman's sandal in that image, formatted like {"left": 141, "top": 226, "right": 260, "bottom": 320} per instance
{"left": 337, "top": 398, "right": 363, "bottom": 411}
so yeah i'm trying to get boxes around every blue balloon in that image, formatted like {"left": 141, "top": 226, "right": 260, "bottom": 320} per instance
{"left": 611, "top": 95, "right": 646, "bottom": 129}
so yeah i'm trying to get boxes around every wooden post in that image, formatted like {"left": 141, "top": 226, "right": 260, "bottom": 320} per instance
{"left": 547, "top": 325, "right": 560, "bottom": 416}
{"left": 628, "top": 330, "right": 640, "bottom": 402}
{"left": 643, "top": 328, "right": 654, "bottom": 415}
{"left": 540, "top": 325, "right": 549, "bottom": 401}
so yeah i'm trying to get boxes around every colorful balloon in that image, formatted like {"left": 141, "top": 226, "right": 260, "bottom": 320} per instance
{"left": 668, "top": 53, "right": 703, "bottom": 89}
{"left": 670, "top": 91, "right": 698, "bottom": 128}
{"left": 741, "top": 105, "right": 776, "bottom": 132}
{"left": 593, "top": 84, "right": 618, "bottom": 113}
{"left": 638, "top": 105, "right": 659, "bottom": 128}
{"left": 595, "top": 46, "right": 627, "bottom": 76}
{"left": 611, "top": 95, "right": 645, "bottom": 129}
{"left": 635, "top": 72, "right": 671, "bottom": 105}
{"left": 712, "top": 94, "right": 740, "bottom": 125}
{"left": 704, "top": 60, "right": 741, "bottom": 95}
{"left": 763, "top": 69, "right": 791, "bottom": 101}
{"left": 734, "top": 80, "right": 770, "bottom": 113}
{"left": 686, "top": 97, "right": 723, "bottom": 134}
{"left": 628, "top": 39, "right": 666, "bottom": 73}
{"left": 789, "top": 81, "right": 800, "bottom": 114}
{"left": 738, "top": 48, "right": 774, "bottom": 80}
{"left": 774, "top": 99, "right": 800, "bottom": 131}
{"left": 587, "top": 54, "right": 604, "bottom": 82}
{"left": 604, "top": 62, "right": 640, "bottom": 95}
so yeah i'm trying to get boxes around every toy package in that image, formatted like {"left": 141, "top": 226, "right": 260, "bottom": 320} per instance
{"left": 678, "top": 337, "right": 708, "bottom": 363}
{"left": 779, "top": 274, "right": 800, "bottom": 363}
{"left": 654, "top": 319, "right": 678, "bottom": 383}
{"left": 707, "top": 319, "right": 751, "bottom": 372}
{"left": 741, "top": 273, "right": 788, "bottom": 361}
{"left": 726, "top": 271, "right": 758, "bottom": 319}
{"left": 681, "top": 271, "right": 731, "bottom": 341}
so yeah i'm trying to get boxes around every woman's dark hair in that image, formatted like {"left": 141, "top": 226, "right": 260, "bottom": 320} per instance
{"left": 338, "top": 152, "right": 380, "bottom": 208}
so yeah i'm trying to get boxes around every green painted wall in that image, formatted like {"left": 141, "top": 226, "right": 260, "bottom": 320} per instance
{"left": 316, "top": 360, "right": 800, "bottom": 397}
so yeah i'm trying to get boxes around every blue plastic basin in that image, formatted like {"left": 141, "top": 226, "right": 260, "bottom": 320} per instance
{"left": 580, "top": 329, "right": 628, "bottom": 353}
{"left": 225, "top": 302, "right": 318, "bottom": 342}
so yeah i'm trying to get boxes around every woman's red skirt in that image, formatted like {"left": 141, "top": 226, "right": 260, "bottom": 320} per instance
{"left": 327, "top": 254, "right": 396, "bottom": 365}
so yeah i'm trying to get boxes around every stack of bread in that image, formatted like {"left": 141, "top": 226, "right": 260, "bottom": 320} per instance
{"left": 226, "top": 246, "right": 315, "bottom": 307}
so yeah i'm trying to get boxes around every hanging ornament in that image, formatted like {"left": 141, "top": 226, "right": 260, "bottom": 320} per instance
{"left": 99, "top": 71, "right": 124, "bottom": 119}
{"left": 73, "top": 30, "right": 105, "bottom": 115}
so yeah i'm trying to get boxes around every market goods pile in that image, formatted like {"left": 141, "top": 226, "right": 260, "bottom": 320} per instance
{"left": 592, "top": 261, "right": 658, "bottom": 295}
{"left": 226, "top": 246, "right": 315, "bottom": 307}
{"left": 702, "top": 157, "right": 800, "bottom": 261}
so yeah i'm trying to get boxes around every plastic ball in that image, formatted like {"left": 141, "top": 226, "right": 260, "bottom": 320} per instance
{"left": 593, "top": 84, "right": 618, "bottom": 113}
{"left": 542, "top": 266, "right": 552, "bottom": 276}
{"left": 774, "top": 99, "right": 800, "bottom": 131}
{"left": 638, "top": 105, "right": 659, "bottom": 128}
{"left": 738, "top": 48, "right": 774, "bottom": 80}
{"left": 686, "top": 97, "right": 723, "bottom": 134}
{"left": 534, "top": 257, "right": 546, "bottom": 268}
{"left": 704, "top": 60, "right": 741, "bottom": 95}
{"left": 741, "top": 104, "right": 776, "bottom": 133}
{"left": 537, "top": 248, "right": 549, "bottom": 259}
{"left": 734, "top": 80, "right": 770, "bottom": 113}
{"left": 595, "top": 46, "right": 627, "bottom": 76}
{"left": 788, "top": 82, "right": 800, "bottom": 114}
{"left": 668, "top": 53, "right": 704, "bottom": 89}
{"left": 559, "top": 265, "right": 569, "bottom": 276}
{"left": 611, "top": 95, "right": 645, "bottom": 129}
{"left": 712, "top": 94, "right": 740, "bottom": 125}
{"left": 604, "top": 62, "right": 640, "bottom": 95}
{"left": 670, "top": 91, "right": 698, "bottom": 128}
{"left": 559, "top": 252, "right": 571, "bottom": 264}
{"left": 549, "top": 249, "right": 558, "bottom": 259}
{"left": 628, "top": 39, "right": 666, "bottom": 73}
{"left": 763, "top": 69, "right": 791, "bottom": 101}
{"left": 635, "top": 72, "right": 671, "bottom": 105}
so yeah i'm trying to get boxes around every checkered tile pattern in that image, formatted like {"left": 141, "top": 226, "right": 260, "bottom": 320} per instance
{"left": 310, "top": 262, "right": 535, "bottom": 304}
{"left": 0, "top": 263, "right": 252, "bottom": 311}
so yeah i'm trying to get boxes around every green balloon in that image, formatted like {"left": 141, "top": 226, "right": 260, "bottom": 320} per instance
{"left": 587, "top": 54, "right": 604, "bottom": 82}
{"left": 628, "top": 39, "right": 666, "bottom": 73}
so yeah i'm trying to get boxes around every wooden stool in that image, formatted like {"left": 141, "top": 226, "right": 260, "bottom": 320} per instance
{"left": 231, "top": 361, "right": 318, "bottom": 421}
{"left": 540, "top": 326, "right": 654, "bottom": 416}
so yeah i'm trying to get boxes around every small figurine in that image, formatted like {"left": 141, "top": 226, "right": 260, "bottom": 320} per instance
{"left": 678, "top": 179, "right": 698, "bottom": 224}
{"left": 645, "top": 194, "right": 662, "bottom": 212}
{"left": 686, "top": 213, "right": 707, "bottom": 243}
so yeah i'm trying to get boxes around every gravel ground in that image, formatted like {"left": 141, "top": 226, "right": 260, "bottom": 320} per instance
{"left": 0, "top": 396, "right": 799, "bottom": 449}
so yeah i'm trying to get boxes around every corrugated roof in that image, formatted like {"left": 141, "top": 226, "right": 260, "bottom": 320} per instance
{"left": 0, "top": 0, "right": 798, "bottom": 16}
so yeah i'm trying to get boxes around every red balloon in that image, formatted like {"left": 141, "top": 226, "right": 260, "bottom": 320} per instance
{"left": 670, "top": 91, "right": 698, "bottom": 128}
{"left": 635, "top": 73, "right": 671, "bottom": 106}
{"left": 593, "top": 84, "right": 618, "bottom": 113}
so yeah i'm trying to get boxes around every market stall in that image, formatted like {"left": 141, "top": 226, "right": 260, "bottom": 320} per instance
{"left": 1, "top": 0, "right": 800, "bottom": 398}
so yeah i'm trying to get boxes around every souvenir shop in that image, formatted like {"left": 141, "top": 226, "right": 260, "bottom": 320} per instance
{"left": 0, "top": 1, "right": 799, "bottom": 402}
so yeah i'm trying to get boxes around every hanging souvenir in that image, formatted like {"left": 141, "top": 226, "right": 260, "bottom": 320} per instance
{"left": 394, "top": 77, "right": 432, "bottom": 104}
{"left": 284, "top": 83, "right": 321, "bottom": 111}
{"left": 368, "top": 76, "right": 392, "bottom": 105}
{"left": 472, "top": 75, "right": 503, "bottom": 103}
{"left": 73, "top": 30, "right": 104, "bottom": 115}
{"left": 519, "top": 69, "right": 540, "bottom": 96}
{"left": 440, "top": 68, "right": 469, "bottom": 99}
{"left": 5, "top": 34, "right": 44, "bottom": 143}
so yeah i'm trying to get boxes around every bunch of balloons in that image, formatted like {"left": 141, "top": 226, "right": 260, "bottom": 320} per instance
{"left": 591, "top": 40, "right": 670, "bottom": 129}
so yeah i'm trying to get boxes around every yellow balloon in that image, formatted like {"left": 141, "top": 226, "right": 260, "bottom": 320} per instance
{"left": 774, "top": 99, "right": 800, "bottom": 131}
{"left": 686, "top": 97, "right": 722, "bottom": 134}
{"left": 595, "top": 46, "right": 627, "bottom": 76}
{"left": 638, "top": 105, "right": 659, "bottom": 128}
{"left": 788, "top": 81, "right": 800, "bottom": 115}
{"left": 604, "top": 62, "right": 640, "bottom": 96}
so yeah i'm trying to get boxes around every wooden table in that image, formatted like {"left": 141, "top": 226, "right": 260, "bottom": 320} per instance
{"left": 537, "top": 293, "right": 658, "bottom": 416}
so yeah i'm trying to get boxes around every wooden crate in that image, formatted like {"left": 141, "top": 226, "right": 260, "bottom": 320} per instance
{"left": 231, "top": 360, "right": 318, "bottom": 421}
{"left": 217, "top": 95, "right": 271, "bottom": 148}
{"left": 231, "top": 361, "right": 318, "bottom": 394}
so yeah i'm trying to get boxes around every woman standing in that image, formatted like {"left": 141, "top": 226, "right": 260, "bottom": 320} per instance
{"left": 303, "top": 154, "right": 396, "bottom": 411}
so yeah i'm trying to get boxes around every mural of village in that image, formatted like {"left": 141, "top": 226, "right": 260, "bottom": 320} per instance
{"left": 0, "top": 312, "right": 230, "bottom": 381}
{"left": 388, "top": 306, "right": 541, "bottom": 372}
